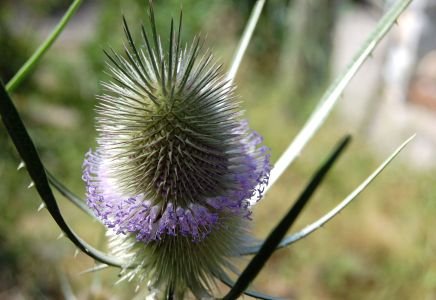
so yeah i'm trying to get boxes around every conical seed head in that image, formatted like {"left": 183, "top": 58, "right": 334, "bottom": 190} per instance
{"left": 97, "top": 25, "right": 243, "bottom": 208}
{"left": 85, "top": 10, "right": 271, "bottom": 241}
{"left": 83, "top": 6, "right": 271, "bottom": 297}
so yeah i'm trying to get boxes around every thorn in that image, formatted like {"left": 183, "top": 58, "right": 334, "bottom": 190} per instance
{"left": 27, "top": 181, "right": 34, "bottom": 189}
{"left": 57, "top": 232, "right": 65, "bottom": 240}
{"left": 37, "top": 202, "right": 46, "bottom": 211}
{"left": 74, "top": 249, "right": 80, "bottom": 258}
{"left": 78, "top": 264, "right": 108, "bottom": 275}
{"left": 17, "top": 161, "right": 25, "bottom": 170}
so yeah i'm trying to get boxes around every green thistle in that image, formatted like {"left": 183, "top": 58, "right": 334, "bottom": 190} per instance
{"left": 83, "top": 4, "right": 270, "bottom": 297}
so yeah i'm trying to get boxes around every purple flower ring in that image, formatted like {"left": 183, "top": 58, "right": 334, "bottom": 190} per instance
{"left": 83, "top": 121, "right": 270, "bottom": 243}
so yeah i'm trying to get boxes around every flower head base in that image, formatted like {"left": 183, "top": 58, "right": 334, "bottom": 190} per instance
{"left": 83, "top": 5, "right": 270, "bottom": 297}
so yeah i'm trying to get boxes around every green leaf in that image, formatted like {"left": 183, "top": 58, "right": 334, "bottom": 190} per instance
{"left": 46, "top": 171, "right": 95, "bottom": 218}
{"left": 226, "top": 0, "right": 265, "bottom": 83}
{"left": 222, "top": 135, "right": 351, "bottom": 300}
{"left": 267, "top": 0, "right": 413, "bottom": 193}
{"left": 217, "top": 272, "right": 282, "bottom": 300}
{"left": 0, "top": 83, "right": 125, "bottom": 267}
{"left": 241, "top": 134, "right": 415, "bottom": 255}
{"left": 6, "top": 0, "right": 83, "bottom": 93}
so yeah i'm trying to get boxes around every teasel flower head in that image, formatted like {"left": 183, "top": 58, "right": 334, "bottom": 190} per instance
{"left": 82, "top": 4, "right": 271, "bottom": 298}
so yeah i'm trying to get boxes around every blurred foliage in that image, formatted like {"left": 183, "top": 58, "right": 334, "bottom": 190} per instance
{"left": 1, "top": 1, "right": 435, "bottom": 299}
{"left": 0, "top": 7, "right": 31, "bottom": 83}
{"left": 279, "top": 0, "right": 338, "bottom": 114}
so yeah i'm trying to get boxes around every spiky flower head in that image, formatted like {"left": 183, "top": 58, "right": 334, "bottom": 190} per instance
{"left": 83, "top": 4, "right": 270, "bottom": 298}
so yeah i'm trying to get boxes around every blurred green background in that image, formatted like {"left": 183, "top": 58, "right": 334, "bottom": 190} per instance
{"left": 1, "top": 0, "right": 436, "bottom": 299}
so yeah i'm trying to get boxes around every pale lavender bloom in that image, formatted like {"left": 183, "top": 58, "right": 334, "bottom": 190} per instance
{"left": 83, "top": 121, "right": 270, "bottom": 242}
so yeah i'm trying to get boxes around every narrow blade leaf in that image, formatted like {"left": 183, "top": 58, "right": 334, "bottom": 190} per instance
{"left": 267, "top": 0, "right": 413, "bottom": 194}
{"left": 223, "top": 135, "right": 351, "bottom": 299}
{"left": 217, "top": 272, "right": 282, "bottom": 300}
{"left": 47, "top": 171, "right": 95, "bottom": 217}
{"left": 226, "top": 0, "right": 265, "bottom": 83}
{"left": 0, "top": 83, "right": 125, "bottom": 267}
{"left": 6, "top": 0, "right": 83, "bottom": 92}
{"left": 242, "top": 134, "right": 415, "bottom": 255}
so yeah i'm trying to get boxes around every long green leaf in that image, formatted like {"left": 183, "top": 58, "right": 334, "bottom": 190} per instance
{"left": 0, "top": 83, "right": 125, "bottom": 267}
{"left": 6, "top": 0, "right": 83, "bottom": 92}
{"left": 266, "top": 0, "right": 413, "bottom": 194}
{"left": 223, "top": 136, "right": 351, "bottom": 300}
{"left": 217, "top": 272, "right": 282, "bottom": 300}
{"left": 46, "top": 171, "right": 95, "bottom": 218}
{"left": 242, "top": 134, "right": 414, "bottom": 255}
{"left": 226, "top": 0, "right": 265, "bottom": 83}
